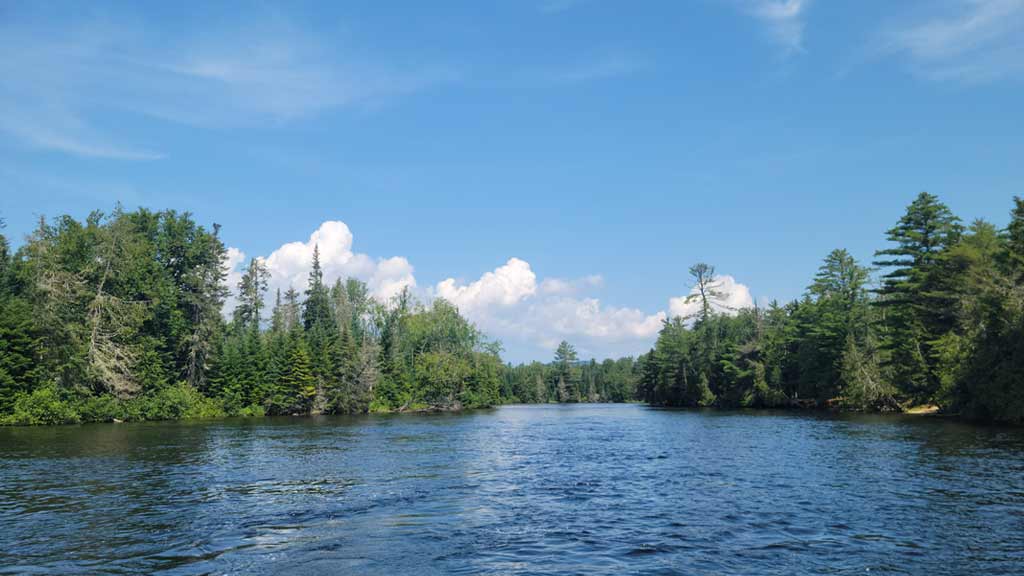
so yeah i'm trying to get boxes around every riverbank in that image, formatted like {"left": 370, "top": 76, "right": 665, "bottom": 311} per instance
{"left": 0, "top": 390, "right": 993, "bottom": 427}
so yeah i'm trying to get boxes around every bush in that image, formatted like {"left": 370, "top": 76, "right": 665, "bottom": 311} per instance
{"left": 76, "top": 394, "right": 124, "bottom": 423}
{"left": 233, "top": 404, "right": 265, "bottom": 418}
{"left": 2, "top": 385, "right": 80, "bottom": 425}
{"left": 134, "top": 383, "right": 225, "bottom": 421}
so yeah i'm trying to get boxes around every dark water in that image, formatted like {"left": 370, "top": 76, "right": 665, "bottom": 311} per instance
{"left": 2, "top": 405, "right": 1023, "bottom": 575}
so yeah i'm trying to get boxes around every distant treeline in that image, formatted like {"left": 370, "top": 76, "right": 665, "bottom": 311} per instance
{"left": 1, "top": 192, "right": 1023, "bottom": 425}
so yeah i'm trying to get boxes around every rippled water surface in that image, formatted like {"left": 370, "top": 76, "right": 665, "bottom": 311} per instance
{"left": 2, "top": 405, "right": 1024, "bottom": 575}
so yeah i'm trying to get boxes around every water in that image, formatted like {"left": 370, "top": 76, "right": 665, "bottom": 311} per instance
{"left": 1, "top": 404, "right": 1023, "bottom": 575}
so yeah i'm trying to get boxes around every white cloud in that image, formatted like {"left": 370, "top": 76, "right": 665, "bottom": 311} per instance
{"left": 224, "top": 225, "right": 756, "bottom": 361}
{"left": 738, "top": 0, "right": 811, "bottom": 52}
{"left": 880, "top": 0, "right": 1024, "bottom": 82}
{"left": 369, "top": 257, "right": 418, "bottom": 301}
{"left": 433, "top": 259, "right": 754, "bottom": 360}
{"left": 526, "top": 297, "right": 666, "bottom": 343}
{"left": 0, "top": 111, "right": 164, "bottom": 161}
{"left": 539, "top": 274, "right": 603, "bottom": 295}
{"left": 667, "top": 275, "right": 754, "bottom": 320}
{"left": 224, "top": 220, "right": 417, "bottom": 315}
{"left": 436, "top": 258, "right": 537, "bottom": 312}
{"left": 0, "top": 12, "right": 457, "bottom": 159}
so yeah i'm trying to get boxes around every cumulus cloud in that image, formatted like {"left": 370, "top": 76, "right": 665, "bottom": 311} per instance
{"left": 224, "top": 220, "right": 416, "bottom": 314}
{"left": 369, "top": 257, "right": 418, "bottom": 301}
{"left": 539, "top": 275, "right": 603, "bottom": 295}
{"left": 436, "top": 258, "right": 537, "bottom": 312}
{"left": 523, "top": 297, "right": 666, "bottom": 346}
{"left": 225, "top": 223, "right": 755, "bottom": 361}
{"left": 434, "top": 259, "right": 753, "bottom": 360}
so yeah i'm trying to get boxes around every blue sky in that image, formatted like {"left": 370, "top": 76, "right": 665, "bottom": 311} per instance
{"left": 1, "top": 0, "right": 1022, "bottom": 362}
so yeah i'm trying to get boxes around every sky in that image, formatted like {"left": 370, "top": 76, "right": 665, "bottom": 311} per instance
{"left": 1, "top": 0, "right": 1022, "bottom": 362}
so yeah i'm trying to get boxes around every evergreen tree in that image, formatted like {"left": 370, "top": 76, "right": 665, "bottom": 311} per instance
{"left": 302, "top": 245, "right": 334, "bottom": 333}
{"left": 270, "top": 288, "right": 285, "bottom": 334}
{"left": 804, "top": 249, "right": 873, "bottom": 400}
{"left": 873, "top": 192, "right": 962, "bottom": 401}
{"left": 324, "top": 324, "right": 359, "bottom": 413}
{"left": 282, "top": 287, "right": 301, "bottom": 333}
{"left": 181, "top": 222, "right": 229, "bottom": 391}
{"left": 0, "top": 297, "right": 43, "bottom": 412}
{"left": 234, "top": 257, "right": 269, "bottom": 330}
{"left": 552, "top": 341, "right": 579, "bottom": 402}
{"left": 280, "top": 336, "right": 316, "bottom": 414}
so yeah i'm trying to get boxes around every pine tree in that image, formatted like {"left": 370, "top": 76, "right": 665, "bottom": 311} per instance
{"left": 302, "top": 245, "right": 334, "bottom": 333}
{"left": 324, "top": 324, "right": 358, "bottom": 413}
{"left": 270, "top": 289, "right": 285, "bottom": 334}
{"left": 281, "top": 337, "right": 316, "bottom": 414}
{"left": 182, "top": 223, "right": 229, "bottom": 391}
{"left": 263, "top": 330, "right": 289, "bottom": 414}
{"left": 282, "top": 287, "right": 301, "bottom": 334}
{"left": 553, "top": 341, "right": 579, "bottom": 403}
{"left": 0, "top": 297, "right": 43, "bottom": 412}
{"left": 234, "top": 257, "right": 269, "bottom": 330}
{"left": 873, "top": 192, "right": 962, "bottom": 401}
{"left": 805, "top": 249, "right": 873, "bottom": 400}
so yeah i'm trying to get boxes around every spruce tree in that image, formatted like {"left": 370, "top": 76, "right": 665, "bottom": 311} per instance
{"left": 234, "top": 257, "right": 269, "bottom": 330}
{"left": 281, "top": 337, "right": 316, "bottom": 414}
{"left": 0, "top": 297, "right": 43, "bottom": 413}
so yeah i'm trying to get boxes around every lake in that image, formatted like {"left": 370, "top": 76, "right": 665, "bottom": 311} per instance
{"left": 1, "top": 404, "right": 1023, "bottom": 575}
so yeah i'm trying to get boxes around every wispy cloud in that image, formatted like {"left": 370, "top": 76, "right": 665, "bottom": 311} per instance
{"left": 879, "top": 0, "right": 1024, "bottom": 83}
{"left": 738, "top": 0, "right": 812, "bottom": 52}
{"left": 0, "top": 12, "right": 459, "bottom": 159}
{"left": 0, "top": 111, "right": 164, "bottom": 161}
{"left": 548, "top": 53, "right": 650, "bottom": 84}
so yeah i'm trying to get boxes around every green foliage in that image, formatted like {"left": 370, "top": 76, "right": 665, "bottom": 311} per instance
{"left": 873, "top": 192, "right": 963, "bottom": 401}
{"left": 277, "top": 337, "right": 317, "bottom": 414}
{"left": 0, "top": 297, "right": 43, "bottom": 412}
{"left": 414, "top": 351, "right": 470, "bottom": 408}
{"left": 839, "top": 334, "right": 892, "bottom": 411}
{"left": 4, "top": 196, "right": 1024, "bottom": 425}
{"left": 2, "top": 385, "right": 80, "bottom": 425}
{"left": 133, "top": 382, "right": 225, "bottom": 421}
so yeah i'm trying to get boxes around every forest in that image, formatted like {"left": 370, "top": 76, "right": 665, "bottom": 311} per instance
{"left": 1, "top": 192, "right": 1023, "bottom": 424}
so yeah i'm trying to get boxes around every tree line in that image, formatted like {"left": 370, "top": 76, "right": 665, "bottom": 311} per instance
{"left": 1, "top": 192, "right": 1023, "bottom": 424}
{"left": 0, "top": 207, "right": 502, "bottom": 424}
{"left": 635, "top": 192, "right": 1024, "bottom": 424}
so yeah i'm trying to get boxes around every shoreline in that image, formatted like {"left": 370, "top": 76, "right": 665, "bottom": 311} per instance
{"left": 0, "top": 401, "right": 994, "bottom": 428}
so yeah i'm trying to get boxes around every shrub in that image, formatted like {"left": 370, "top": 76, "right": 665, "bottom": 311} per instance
{"left": 234, "top": 404, "right": 265, "bottom": 418}
{"left": 76, "top": 394, "right": 123, "bottom": 423}
{"left": 135, "top": 383, "right": 225, "bottom": 421}
{"left": 2, "top": 385, "right": 80, "bottom": 425}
